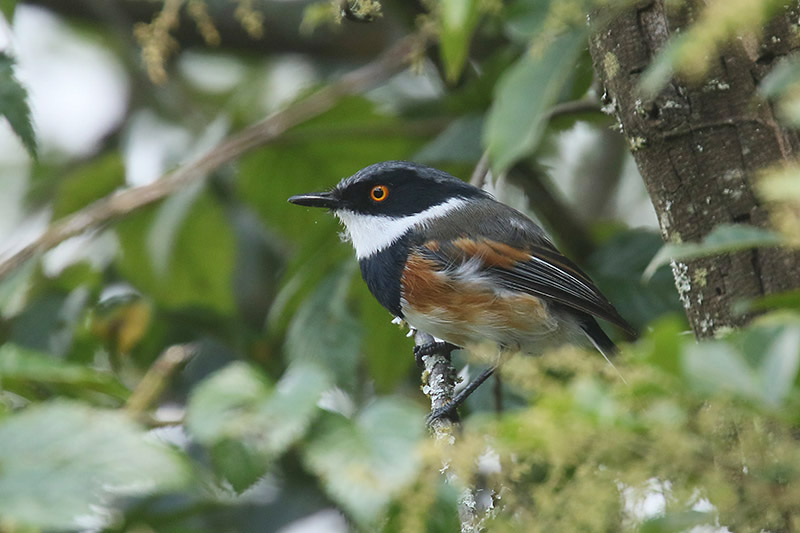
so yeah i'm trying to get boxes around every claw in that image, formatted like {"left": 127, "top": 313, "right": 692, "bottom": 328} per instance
{"left": 413, "top": 341, "right": 458, "bottom": 368}
{"left": 426, "top": 403, "right": 459, "bottom": 426}
{"left": 425, "top": 366, "right": 497, "bottom": 424}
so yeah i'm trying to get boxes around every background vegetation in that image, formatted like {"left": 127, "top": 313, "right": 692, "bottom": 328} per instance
{"left": 1, "top": 0, "right": 800, "bottom": 531}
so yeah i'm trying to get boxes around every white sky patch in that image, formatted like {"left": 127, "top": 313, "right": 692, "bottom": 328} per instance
{"left": 41, "top": 230, "right": 118, "bottom": 277}
{"left": 261, "top": 55, "right": 318, "bottom": 112}
{"left": 543, "top": 121, "right": 658, "bottom": 229}
{"left": 619, "top": 478, "right": 731, "bottom": 533}
{"left": 317, "top": 387, "right": 356, "bottom": 418}
{"left": 14, "top": 5, "right": 129, "bottom": 156}
{"left": 123, "top": 110, "right": 193, "bottom": 187}
{"left": 179, "top": 51, "right": 247, "bottom": 93}
{"left": 367, "top": 58, "right": 443, "bottom": 114}
{"left": 123, "top": 111, "right": 230, "bottom": 187}
{"left": 277, "top": 509, "right": 348, "bottom": 533}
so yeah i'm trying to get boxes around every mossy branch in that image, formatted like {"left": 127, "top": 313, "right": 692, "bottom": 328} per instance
{"left": 415, "top": 331, "right": 483, "bottom": 532}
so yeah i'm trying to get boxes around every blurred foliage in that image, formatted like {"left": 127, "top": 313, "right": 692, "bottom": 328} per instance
{"left": 438, "top": 0, "right": 483, "bottom": 82}
{"left": 485, "top": 27, "right": 587, "bottom": 172}
{"left": 758, "top": 162, "right": 800, "bottom": 246}
{"left": 639, "top": 0, "right": 794, "bottom": 94}
{"left": 0, "top": 400, "right": 189, "bottom": 530}
{"left": 0, "top": 51, "right": 35, "bottom": 158}
{"left": 421, "top": 314, "right": 800, "bottom": 532}
{"left": 1, "top": 0, "right": 800, "bottom": 531}
{"left": 644, "top": 224, "right": 787, "bottom": 279}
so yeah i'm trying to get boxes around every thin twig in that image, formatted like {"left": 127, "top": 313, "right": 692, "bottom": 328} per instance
{"left": 544, "top": 98, "right": 602, "bottom": 121}
{"left": 126, "top": 343, "right": 195, "bottom": 418}
{"left": 493, "top": 372, "right": 503, "bottom": 415}
{"left": 470, "top": 150, "right": 491, "bottom": 187}
{"left": 0, "top": 35, "right": 422, "bottom": 280}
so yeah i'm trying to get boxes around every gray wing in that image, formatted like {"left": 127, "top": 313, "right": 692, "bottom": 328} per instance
{"left": 415, "top": 198, "right": 635, "bottom": 335}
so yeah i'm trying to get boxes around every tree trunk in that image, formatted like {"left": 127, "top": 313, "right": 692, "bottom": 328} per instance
{"left": 589, "top": 0, "right": 800, "bottom": 338}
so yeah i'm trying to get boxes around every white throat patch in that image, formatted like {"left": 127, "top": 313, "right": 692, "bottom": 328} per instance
{"left": 335, "top": 197, "right": 467, "bottom": 259}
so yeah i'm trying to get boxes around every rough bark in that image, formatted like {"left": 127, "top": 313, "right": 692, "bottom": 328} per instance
{"left": 589, "top": 0, "right": 800, "bottom": 338}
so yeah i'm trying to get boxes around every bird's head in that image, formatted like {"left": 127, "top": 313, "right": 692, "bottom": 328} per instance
{"left": 288, "top": 161, "right": 485, "bottom": 259}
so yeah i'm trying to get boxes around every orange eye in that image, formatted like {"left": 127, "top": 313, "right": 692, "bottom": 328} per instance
{"left": 370, "top": 185, "right": 389, "bottom": 202}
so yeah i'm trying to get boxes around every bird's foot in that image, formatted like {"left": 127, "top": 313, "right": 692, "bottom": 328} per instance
{"left": 425, "top": 366, "right": 497, "bottom": 426}
{"left": 413, "top": 341, "right": 458, "bottom": 368}
{"left": 426, "top": 403, "right": 460, "bottom": 426}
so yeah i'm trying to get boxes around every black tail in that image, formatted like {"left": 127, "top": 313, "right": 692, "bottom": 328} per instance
{"left": 580, "top": 316, "right": 618, "bottom": 358}
{"left": 579, "top": 316, "right": 630, "bottom": 383}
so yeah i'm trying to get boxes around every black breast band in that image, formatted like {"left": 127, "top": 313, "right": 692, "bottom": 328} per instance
{"left": 358, "top": 233, "right": 411, "bottom": 317}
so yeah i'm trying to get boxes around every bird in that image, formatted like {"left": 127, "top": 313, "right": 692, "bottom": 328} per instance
{"left": 288, "top": 161, "right": 635, "bottom": 419}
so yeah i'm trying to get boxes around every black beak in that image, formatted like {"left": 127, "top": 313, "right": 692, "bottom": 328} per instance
{"left": 288, "top": 191, "right": 339, "bottom": 209}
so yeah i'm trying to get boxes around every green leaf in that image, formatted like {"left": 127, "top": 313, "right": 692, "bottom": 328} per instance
{"left": 682, "top": 341, "right": 762, "bottom": 401}
{"left": 639, "top": 510, "right": 715, "bottom": 533}
{"left": 116, "top": 188, "right": 235, "bottom": 313}
{"left": 644, "top": 224, "right": 785, "bottom": 280}
{"left": 147, "top": 182, "right": 204, "bottom": 277}
{"left": 0, "top": 52, "right": 35, "bottom": 158}
{"left": 759, "top": 53, "right": 800, "bottom": 99}
{"left": 638, "top": 34, "right": 688, "bottom": 98}
{"left": 285, "top": 265, "right": 363, "bottom": 388}
{"left": 567, "top": 49, "right": 596, "bottom": 101}
{"left": 353, "top": 278, "right": 414, "bottom": 393}
{"left": 0, "top": 0, "right": 16, "bottom": 22}
{"left": 759, "top": 325, "right": 800, "bottom": 407}
{"left": 0, "top": 256, "right": 35, "bottom": 318}
{"left": 383, "top": 477, "right": 461, "bottom": 533}
{"left": 188, "top": 360, "right": 329, "bottom": 449}
{"left": 758, "top": 165, "right": 800, "bottom": 201}
{"left": 303, "top": 398, "right": 425, "bottom": 526}
{"left": 415, "top": 114, "right": 484, "bottom": 164}
{"left": 8, "top": 288, "right": 90, "bottom": 358}
{"left": 186, "top": 361, "right": 330, "bottom": 490}
{"left": 0, "top": 344, "right": 128, "bottom": 400}
{"left": 588, "top": 229, "right": 684, "bottom": 331}
{"left": 485, "top": 30, "right": 587, "bottom": 173}
{"left": 207, "top": 438, "right": 269, "bottom": 493}
{"left": 571, "top": 377, "right": 619, "bottom": 423}
{"left": 0, "top": 401, "right": 188, "bottom": 530}
{"left": 743, "top": 289, "right": 800, "bottom": 313}
{"left": 439, "top": 0, "right": 481, "bottom": 82}
{"left": 52, "top": 152, "right": 125, "bottom": 220}
{"left": 504, "top": 0, "right": 552, "bottom": 43}
{"left": 683, "top": 318, "right": 800, "bottom": 407}
{"left": 436, "top": 50, "right": 518, "bottom": 115}
{"left": 633, "top": 316, "right": 686, "bottom": 376}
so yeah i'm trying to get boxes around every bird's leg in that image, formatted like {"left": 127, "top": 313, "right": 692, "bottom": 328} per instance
{"left": 414, "top": 341, "right": 458, "bottom": 368}
{"left": 426, "top": 366, "right": 497, "bottom": 425}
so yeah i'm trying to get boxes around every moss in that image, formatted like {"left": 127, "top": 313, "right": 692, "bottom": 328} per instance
{"left": 394, "top": 335, "right": 800, "bottom": 532}
{"left": 693, "top": 267, "right": 709, "bottom": 287}
{"left": 628, "top": 136, "right": 648, "bottom": 151}
{"left": 603, "top": 51, "right": 620, "bottom": 80}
